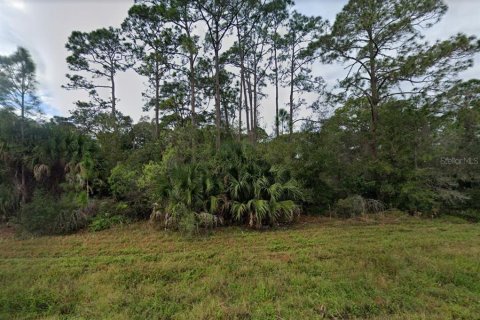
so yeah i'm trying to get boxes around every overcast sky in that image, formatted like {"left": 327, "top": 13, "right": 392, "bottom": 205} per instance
{"left": 1, "top": 0, "right": 479, "bottom": 131}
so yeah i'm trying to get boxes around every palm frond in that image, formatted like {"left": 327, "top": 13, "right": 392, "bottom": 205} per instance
{"left": 248, "top": 199, "right": 270, "bottom": 221}
{"left": 271, "top": 200, "right": 297, "bottom": 223}
{"left": 33, "top": 164, "right": 50, "bottom": 181}
{"left": 267, "top": 182, "right": 283, "bottom": 202}
{"left": 231, "top": 201, "right": 248, "bottom": 221}
{"left": 281, "top": 179, "right": 305, "bottom": 201}
{"left": 209, "top": 195, "right": 219, "bottom": 214}
{"left": 253, "top": 175, "right": 269, "bottom": 199}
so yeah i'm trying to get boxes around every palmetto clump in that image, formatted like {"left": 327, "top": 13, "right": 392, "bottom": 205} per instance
{"left": 142, "top": 143, "right": 306, "bottom": 230}
{"left": 216, "top": 143, "right": 305, "bottom": 228}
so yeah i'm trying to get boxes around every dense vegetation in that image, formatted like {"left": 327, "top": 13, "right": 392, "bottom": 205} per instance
{"left": 1, "top": 0, "right": 479, "bottom": 235}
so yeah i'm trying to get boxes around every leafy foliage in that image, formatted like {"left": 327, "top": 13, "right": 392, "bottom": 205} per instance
{"left": 0, "top": 47, "right": 39, "bottom": 115}
{"left": 216, "top": 143, "right": 305, "bottom": 228}
{"left": 20, "top": 191, "right": 93, "bottom": 235}
{"left": 89, "top": 214, "right": 126, "bottom": 232}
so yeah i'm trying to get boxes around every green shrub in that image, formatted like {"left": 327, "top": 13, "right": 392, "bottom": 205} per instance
{"left": 20, "top": 191, "right": 93, "bottom": 235}
{"left": 140, "top": 142, "right": 306, "bottom": 231}
{"left": 467, "top": 188, "right": 480, "bottom": 210}
{"left": 89, "top": 214, "right": 126, "bottom": 232}
{"left": 216, "top": 143, "right": 305, "bottom": 228}
{"left": 141, "top": 158, "right": 217, "bottom": 230}
{"left": 334, "top": 195, "right": 386, "bottom": 218}
{"left": 96, "top": 198, "right": 122, "bottom": 215}
{"left": 335, "top": 195, "right": 365, "bottom": 218}
{"left": 0, "top": 182, "right": 18, "bottom": 221}
{"left": 177, "top": 209, "right": 198, "bottom": 236}
{"left": 108, "top": 165, "right": 151, "bottom": 219}
{"left": 108, "top": 164, "right": 138, "bottom": 200}
{"left": 398, "top": 181, "right": 437, "bottom": 214}
{"left": 447, "top": 209, "right": 480, "bottom": 222}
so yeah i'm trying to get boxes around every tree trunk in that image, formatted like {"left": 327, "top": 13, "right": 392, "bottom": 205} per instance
{"left": 238, "top": 69, "right": 243, "bottom": 141}
{"left": 86, "top": 179, "right": 90, "bottom": 203}
{"left": 189, "top": 54, "right": 196, "bottom": 127}
{"left": 253, "top": 65, "right": 258, "bottom": 143}
{"left": 237, "top": 23, "right": 247, "bottom": 140}
{"left": 20, "top": 89, "right": 26, "bottom": 204}
{"left": 414, "top": 120, "right": 419, "bottom": 170}
{"left": 20, "top": 91, "right": 25, "bottom": 140}
{"left": 185, "top": 21, "right": 196, "bottom": 128}
{"left": 368, "top": 30, "right": 379, "bottom": 159}
{"left": 243, "top": 69, "right": 250, "bottom": 136}
{"left": 111, "top": 72, "right": 116, "bottom": 116}
{"left": 246, "top": 74, "right": 254, "bottom": 141}
{"left": 224, "top": 99, "right": 230, "bottom": 131}
{"left": 155, "top": 67, "right": 160, "bottom": 138}
{"left": 289, "top": 43, "right": 295, "bottom": 136}
{"left": 274, "top": 44, "right": 280, "bottom": 138}
{"left": 214, "top": 45, "right": 221, "bottom": 150}
{"left": 369, "top": 104, "right": 378, "bottom": 159}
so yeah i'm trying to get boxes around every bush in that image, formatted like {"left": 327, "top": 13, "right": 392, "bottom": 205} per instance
{"left": 467, "top": 188, "right": 480, "bottom": 210}
{"left": 140, "top": 142, "right": 306, "bottom": 231}
{"left": 449, "top": 210, "right": 480, "bottom": 222}
{"left": 20, "top": 191, "right": 93, "bottom": 235}
{"left": 335, "top": 195, "right": 365, "bottom": 218}
{"left": 141, "top": 156, "right": 218, "bottom": 230}
{"left": 0, "top": 183, "right": 18, "bottom": 221}
{"left": 398, "top": 181, "right": 437, "bottom": 214}
{"left": 89, "top": 214, "right": 126, "bottom": 232}
{"left": 96, "top": 199, "right": 128, "bottom": 216}
{"left": 108, "top": 165, "right": 151, "bottom": 219}
{"left": 262, "top": 134, "right": 336, "bottom": 213}
{"left": 177, "top": 209, "right": 199, "bottom": 236}
{"left": 95, "top": 197, "right": 148, "bottom": 221}
{"left": 108, "top": 164, "right": 139, "bottom": 200}
{"left": 334, "top": 195, "right": 386, "bottom": 218}
{"left": 215, "top": 143, "right": 305, "bottom": 228}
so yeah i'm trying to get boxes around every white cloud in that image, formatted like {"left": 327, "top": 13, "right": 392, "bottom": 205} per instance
{"left": 3, "top": 0, "right": 26, "bottom": 11}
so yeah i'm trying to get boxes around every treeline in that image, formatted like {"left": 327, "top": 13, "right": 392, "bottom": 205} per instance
{"left": 1, "top": 0, "right": 479, "bottom": 234}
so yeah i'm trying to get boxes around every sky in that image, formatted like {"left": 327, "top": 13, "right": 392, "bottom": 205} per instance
{"left": 1, "top": 0, "right": 480, "bottom": 131}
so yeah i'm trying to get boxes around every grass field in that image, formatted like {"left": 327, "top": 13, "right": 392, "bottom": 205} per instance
{"left": 0, "top": 214, "right": 479, "bottom": 319}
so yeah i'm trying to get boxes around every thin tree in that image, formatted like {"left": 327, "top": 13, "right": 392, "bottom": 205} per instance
{"left": 161, "top": 0, "right": 201, "bottom": 127}
{"left": 281, "top": 11, "right": 325, "bottom": 135}
{"left": 0, "top": 47, "right": 39, "bottom": 202}
{"left": 265, "top": 0, "right": 292, "bottom": 137}
{"left": 64, "top": 27, "right": 132, "bottom": 121}
{"left": 123, "top": 4, "right": 176, "bottom": 137}
{"left": 195, "top": 0, "right": 245, "bottom": 149}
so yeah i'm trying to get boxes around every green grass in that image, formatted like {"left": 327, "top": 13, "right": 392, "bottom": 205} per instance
{"left": 1, "top": 214, "right": 479, "bottom": 319}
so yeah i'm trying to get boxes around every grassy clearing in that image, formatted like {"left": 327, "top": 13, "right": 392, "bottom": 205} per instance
{"left": 0, "top": 214, "right": 479, "bottom": 319}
